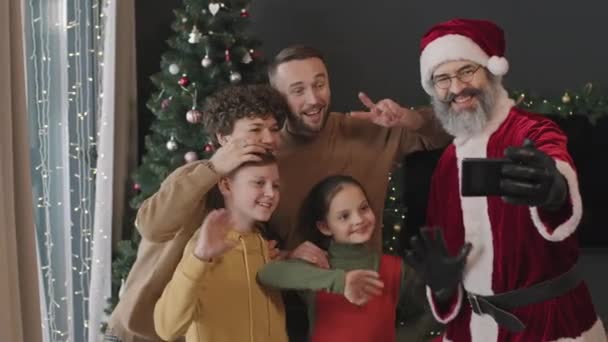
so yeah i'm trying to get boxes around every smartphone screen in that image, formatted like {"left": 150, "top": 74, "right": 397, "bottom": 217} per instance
{"left": 461, "top": 158, "right": 512, "bottom": 196}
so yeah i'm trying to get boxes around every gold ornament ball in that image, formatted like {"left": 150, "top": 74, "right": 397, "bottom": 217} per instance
{"left": 393, "top": 224, "right": 401, "bottom": 232}
{"left": 562, "top": 93, "right": 571, "bottom": 104}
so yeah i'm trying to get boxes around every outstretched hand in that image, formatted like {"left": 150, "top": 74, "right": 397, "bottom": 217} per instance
{"left": 405, "top": 227, "right": 471, "bottom": 300}
{"left": 501, "top": 138, "right": 568, "bottom": 210}
{"left": 344, "top": 269, "right": 384, "bottom": 306}
{"left": 348, "top": 92, "right": 423, "bottom": 130}
{"left": 193, "top": 209, "right": 238, "bottom": 261}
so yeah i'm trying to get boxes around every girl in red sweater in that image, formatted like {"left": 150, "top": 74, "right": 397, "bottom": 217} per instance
{"left": 258, "top": 175, "right": 440, "bottom": 341}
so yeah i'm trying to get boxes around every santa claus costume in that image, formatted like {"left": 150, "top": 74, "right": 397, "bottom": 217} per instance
{"left": 419, "top": 19, "right": 607, "bottom": 341}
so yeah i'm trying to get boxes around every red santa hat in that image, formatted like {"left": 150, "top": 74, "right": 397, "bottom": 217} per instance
{"left": 420, "top": 18, "right": 509, "bottom": 95}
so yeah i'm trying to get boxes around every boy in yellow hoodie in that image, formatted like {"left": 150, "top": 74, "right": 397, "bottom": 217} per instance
{"left": 154, "top": 152, "right": 288, "bottom": 342}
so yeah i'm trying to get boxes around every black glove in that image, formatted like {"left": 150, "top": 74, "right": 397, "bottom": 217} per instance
{"left": 501, "top": 139, "right": 568, "bottom": 211}
{"left": 405, "top": 227, "right": 472, "bottom": 301}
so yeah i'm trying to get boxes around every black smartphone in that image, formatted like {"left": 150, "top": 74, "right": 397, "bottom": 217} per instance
{"left": 461, "top": 158, "right": 513, "bottom": 196}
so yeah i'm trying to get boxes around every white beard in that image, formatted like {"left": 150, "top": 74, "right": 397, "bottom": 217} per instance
{"left": 431, "top": 82, "right": 498, "bottom": 138}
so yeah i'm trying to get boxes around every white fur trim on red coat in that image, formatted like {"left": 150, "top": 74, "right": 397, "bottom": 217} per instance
{"left": 452, "top": 89, "right": 514, "bottom": 341}
{"left": 453, "top": 88, "right": 513, "bottom": 297}
{"left": 529, "top": 159, "right": 583, "bottom": 242}
{"left": 455, "top": 132, "right": 501, "bottom": 342}
{"left": 426, "top": 286, "right": 463, "bottom": 324}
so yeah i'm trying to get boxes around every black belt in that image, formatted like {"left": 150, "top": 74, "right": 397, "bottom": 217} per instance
{"left": 466, "top": 261, "right": 583, "bottom": 332}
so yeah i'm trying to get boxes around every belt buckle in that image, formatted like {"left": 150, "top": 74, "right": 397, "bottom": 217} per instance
{"left": 467, "top": 292, "right": 483, "bottom": 314}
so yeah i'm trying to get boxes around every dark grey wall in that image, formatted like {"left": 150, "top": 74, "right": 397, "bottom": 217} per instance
{"left": 136, "top": 0, "right": 608, "bottom": 129}
{"left": 581, "top": 249, "right": 608, "bottom": 318}
{"left": 249, "top": 0, "right": 608, "bottom": 111}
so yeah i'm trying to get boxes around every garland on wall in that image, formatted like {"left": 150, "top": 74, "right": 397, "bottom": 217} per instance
{"left": 512, "top": 82, "right": 608, "bottom": 123}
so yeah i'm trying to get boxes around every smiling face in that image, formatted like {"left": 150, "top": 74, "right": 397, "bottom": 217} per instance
{"left": 271, "top": 57, "right": 331, "bottom": 137}
{"left": 220, "top": 162, "right": 280, "bottom": 226}
{"left": 430, "top": 60, "right": 499, "bottom": 138}
{"left": 217, "top": 116, "right": 281, "bottom": 153}
{"left": 316, "top": 183, "right": 376, "bottom": 245}
{"left": 202, "top": 84, "right": 288, "bottom": 151}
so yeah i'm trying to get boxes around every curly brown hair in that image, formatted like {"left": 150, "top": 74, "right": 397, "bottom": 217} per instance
{"left": 202, "top": 84, "right": 289, "bottom": 146}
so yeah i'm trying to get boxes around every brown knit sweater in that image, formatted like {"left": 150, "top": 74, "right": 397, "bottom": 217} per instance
{"left": 271, "top": 111, "right": 451, "bottom": 252}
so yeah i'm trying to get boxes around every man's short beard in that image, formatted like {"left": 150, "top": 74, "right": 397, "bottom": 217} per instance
{"left": 286, "top": 107, "right": 329, "bottom": 137}
{"left": 431, "top": 79, "right": 499, "bottom": 138}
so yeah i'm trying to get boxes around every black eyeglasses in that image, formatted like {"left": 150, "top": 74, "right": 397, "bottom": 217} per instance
{"left": 432, "top": 65, "right": 482, "bottom": 90}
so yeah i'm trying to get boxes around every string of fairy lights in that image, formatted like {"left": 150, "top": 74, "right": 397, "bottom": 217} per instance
{"left": 25, "top": 0, "right": 105, "bottom": 341}
{"left": 383, "top": 171, "right": 405, "bottom": 254}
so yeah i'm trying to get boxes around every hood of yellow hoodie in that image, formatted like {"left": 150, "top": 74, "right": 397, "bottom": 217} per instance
{"left": 226, "top": 230, "right": 266, "bottom": 254}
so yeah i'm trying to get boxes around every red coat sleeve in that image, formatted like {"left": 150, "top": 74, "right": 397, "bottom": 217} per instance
{"left": 525, "top": 117, "right": 583, "bottom": 242}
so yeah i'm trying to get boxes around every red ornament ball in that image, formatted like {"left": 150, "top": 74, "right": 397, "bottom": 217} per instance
{"left": 133, "top": 183, "right": 141, "bottom": 191}
{"left": 178, "top": 76, "right": 190, "bottom": 87}
{"left": 161, "top": 98, "right": 171, "bottom": 110}
{"left": 240, "top": 9, "right": 249, "bottom": 18}
{"left": 204, "top": 144, "right": 214, "bottom": 153}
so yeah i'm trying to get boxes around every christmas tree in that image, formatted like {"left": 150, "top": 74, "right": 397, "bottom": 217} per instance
{"left": 108, "top": 0, "right": 266, "bottom": 312}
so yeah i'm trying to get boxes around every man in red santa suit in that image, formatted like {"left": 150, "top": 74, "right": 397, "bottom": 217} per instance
{"left": 405, "top": 18, "right": 607, "bottom": 341}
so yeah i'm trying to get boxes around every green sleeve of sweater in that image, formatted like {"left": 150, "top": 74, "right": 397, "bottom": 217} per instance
{"left": 257, "top": 259, "right": 346, "bottom": 294}
{"left": 397, "top": 260, "right": 445, "bottom": 341}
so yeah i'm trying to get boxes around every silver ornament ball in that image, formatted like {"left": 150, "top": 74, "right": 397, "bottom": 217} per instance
{"left": 168, "top": 64, "right": 180, "bottom": 75}
{"left": 201, "top": 55, "right": 212, "bottom": 68}
{"left": 230, "top": 71, "right": 242, "bottom": 84}
{"left": 186, "top": 109, "right": 203, "bottom": 124}
{"left": 184, "top": 151, "right": 199, "bottom": 163}
{"left": 166, "top": 139, "right": 178, "bottom": 151}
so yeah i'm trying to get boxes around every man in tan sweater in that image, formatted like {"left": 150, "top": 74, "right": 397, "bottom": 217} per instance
{"left": 107, "top": 47, "right": 450, "bottom": 341}
{"left": 268, "top": 45, "right": 451, "bottom": 258}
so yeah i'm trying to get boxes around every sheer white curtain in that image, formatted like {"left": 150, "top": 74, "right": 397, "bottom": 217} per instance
{"left": 88, "top": 0, "right": 138, "bottom": 341}
{"left": 87, "top": 0, "right": 115, "bottom": 338}
{"left": 24, "top": 0, "right": 105, "bottom": 341}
